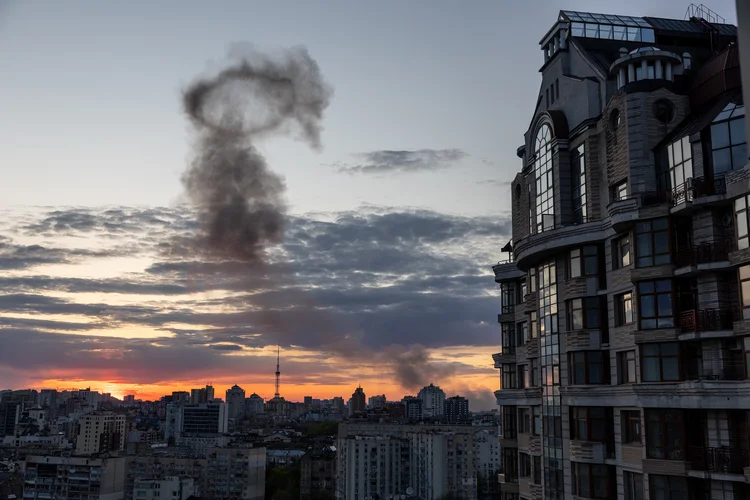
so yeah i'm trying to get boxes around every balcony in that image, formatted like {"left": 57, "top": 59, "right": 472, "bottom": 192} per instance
{"left": 493, "top": 259, "right": 524, "bottom": 283}
{"left": 493, "top": 347, "right": 517, "bottom": 367}
{"left": 674, "top": 240, "right": 731, "bottom": 269}
{"left": 678, "top": 308, "right": 733, "bottom": 334}
{"left": 568, "top": 440, "right": 614, "bottom": 463}
{"left": 670, "top": 176, "right": 728, "bottom": 208}
{"left": 494, "top": 387, "right": 541, "bottom": 406}
{"left": 687, "top": 446, "right": 749, "bottom": 474}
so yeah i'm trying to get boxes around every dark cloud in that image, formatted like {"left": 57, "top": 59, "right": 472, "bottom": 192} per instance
{"left": 335, "top": 149, "right": 468, "bottom": 175}
{"left": 2, "top": 206, "right": 510, "bottom": 393}
{"left": 476, "top": 179, "right": 511, "bottom": 187}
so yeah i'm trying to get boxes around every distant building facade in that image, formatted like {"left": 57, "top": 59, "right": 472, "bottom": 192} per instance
{"left": 225, "top": 385, "right": 246, "bottom": 420}
{"left": 75, "top": 411, "right": 126, "bottom": 455}
{"left": 133, "top": 476, "right": 195, "bottom": 500}
{"left": 22, "top": 455, "right": 127, "bottom": 500}
{"left": 300, "top": 446, "right": 336, "bottom": 500}
{"left": 417, "top": 384, "right": 445, "bottom": 418}
{"left": 443, "top": 395, "right": 469, "bottom": 424}
{"left": 245, "top": 393, "right": 264, "bottom": 415}
{"left": 350, "top": 387, "right": 366, "bottom": 414}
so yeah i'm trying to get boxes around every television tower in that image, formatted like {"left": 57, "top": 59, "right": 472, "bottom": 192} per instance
{"left": 274, "top": 345, "right": 281, "bottom": 399}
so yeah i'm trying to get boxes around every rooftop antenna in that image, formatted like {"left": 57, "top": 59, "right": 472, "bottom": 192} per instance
{"left": 684, "top": 3, "right": 726, "bottom": 24}
{"left": 274, "top": 345, "right": 281, "bottom": 399}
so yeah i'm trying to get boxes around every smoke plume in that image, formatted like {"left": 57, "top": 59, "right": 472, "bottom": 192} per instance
{"left": 181, "top": 45, "right": 332, "bottom": 262}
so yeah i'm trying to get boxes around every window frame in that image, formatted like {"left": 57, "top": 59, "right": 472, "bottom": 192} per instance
{"left": 613, "top": 234, "right": 631, "bottom": 269}
{"left": 518, "top": 364, "right": 529, "bottom": 389}
{"left": 641, "top": 343, "right": 681, "bottom": 382}
{"left": 501, "top": 364, "right": 517, "bottom": 390}
{"left": 613, "top": 180, "right": 628, "bottom": 202}
{"left": 518, "top": 407, "right": 531, "bottom": 434}
{"left": 623, "top": 471, "right": 643, "bottom": 500}
{"left": 571, "top": 462, "right": 612, "bottom": 499}
{"left": 617, "top": 350, "right": 637, "bottom": 384}
{"left": 519, "top": 452, "right": 532, "bottom": 478}
{"left": 530, "top": 358, "right": 539, "bottom": 387}
{"left": 528, "top": 311, "right": 538, "bottom": 339}
{"left": 500, "top": 282, "right": 515, "bottom": 314}
{"left": 646, "top": 410, "right": 685, "bottom": 460}
{"left": 740, "top": 265, "right": 750, "bottom": 320}
{"left": 667, "top": 136, "right": 693, "bottom": 191}
{"left": 567, "top": 297, "right": 602, "bottom": 330}
{"left": 621, "top": 410, "right": 642, "bottom": 445}
{"left": 649, "top": 475, "right": 686, "bottom": 500}
{"left": 710, "top": 102, "right": 747, "bottom": 175}
{"left": 570, "top": 407, "right": 610, "bottom": 442}
{"left": 635, "top": 218, "right": 671, "bottom": 268}
{"left": 736, "top": 195, "right": 750, "bottom": 250}
{"left": 528, "top": 267, "right": 537, "bottom": 293}
{"left": 615, "top": 292, "right": 634, "bottom": 327}
{"left": 569, "top": 245, "right": 598, "bottom": 279}
{"left": 637, "top": 280, "right": 674, "bottom": 330}
{"left": 570, "top": 351, "right": 609, "bottom": 385}
{"left": 571, "top": 144, "right": 587, "bottom": 224}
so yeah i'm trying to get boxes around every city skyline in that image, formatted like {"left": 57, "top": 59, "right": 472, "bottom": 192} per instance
{"left": 0, "top": 0, "right": 739, "bottom": 414}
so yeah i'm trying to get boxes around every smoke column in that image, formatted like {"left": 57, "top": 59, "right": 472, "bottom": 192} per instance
{"left": 181, "top": 45, "right": 332, "bottom": 262}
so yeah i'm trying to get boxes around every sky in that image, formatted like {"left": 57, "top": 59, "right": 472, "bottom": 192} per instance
{"left": 0, "top": 0, "right": 739, "bottom": 409}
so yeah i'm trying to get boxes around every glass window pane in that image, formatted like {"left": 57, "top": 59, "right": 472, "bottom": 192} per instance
{"left": 740, "top": 265, "right": 750, "bottom": 280}
{"left": 571, "top": 22, "right": 585, "bottom": 37}
{"left": 712, "top": 122, "right": 731, "bottom": 149}
{"left": 662, "top": 359, "right": 680, "bottom": 380}
{"left": 586, "top": 308, "right": 600, "bottom": 328}
{"left": 732, "top": 143, "right": 748, "bottom": 170}
{"left": 738, "top": 213, "right": 748, "bottom": 239}
{"left": 640, "top": 295, "right": 655, "bottom": 317}
{"left": 613, "top": 26, "right": 626, "bottom": 40}
{"left": 731, "top": 118, "right": 746, "bottom": 146}
{"left": 627, "top": 26, "right": 640, "bottom": 41}
{"left": 637, "top": 234, "right": 652, "bottom": 259}
{"left": 713, "top": 148, "right": 732, "bottom": 174}
{"left": 654, "top": 232, "right": 669, "bottom": 253}
{"left": 641, "top": 318, "right": 656, "bottom": 329}
{"left": 643, "top": 343, "right": 660, "bottom": 356}
{"left": 639, "top": 281, "right": 654, "bottom": 293}
{"left": 585, "top": 23, "right": 599, "bottom": 37}
{"left": 655, "top": 280, "right": 671, "bottom": 292}
{"left": 643, "top": 358, "right": 661, "bottom": 381}
{"left": 653, "top": 218, "right": 668, "bottom": 230}
{"left": 661, "top": 343, "right": 678, "bottom": 355}
{"left": 599, "top": 24, "right": 613, "bottom": 39}
{"left": 673, "top": 141, "right": 683, "bottom": 164}
{"left": 641, "top": 28, "right": 655, "bottom": 43}
{"left": 657, "top": 293, "right": 672, "bottom": 316}
{"left": 742, "top": 281, "right": 750, "bottom": 306}
{"left": 589, "top": 362, "right": 602, "bottom": 383}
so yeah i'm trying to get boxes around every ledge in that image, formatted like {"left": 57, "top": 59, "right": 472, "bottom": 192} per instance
{"left": 493, "top": 261, "right": 525, "bottom": 283}
{"left": 514, "top": 220, "right": 605, "bottom": 270}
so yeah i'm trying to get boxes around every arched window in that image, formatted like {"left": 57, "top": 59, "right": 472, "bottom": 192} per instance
{"left": 534, "top": 124, "right": 554, "bottom": 232}
{"left": 682, "top": 52, "right": 691, "bottom": 70}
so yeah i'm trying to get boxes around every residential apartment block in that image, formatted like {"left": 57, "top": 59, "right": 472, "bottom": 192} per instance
{"left": 492, "top": 7, "right": 749, "bottom": 500}
{"left": 132, "top": 476, "right": 195, "bottom": 500}
{"left": 22, "top": 455, "right": 127, "bottom": 500}
{"left": 75, "top": 412, "right": 126, "bottom": 456}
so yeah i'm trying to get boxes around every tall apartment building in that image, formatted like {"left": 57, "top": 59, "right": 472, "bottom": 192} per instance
{"left": 368, "top": 394, "right": 387, "bottom": 409}
{"left": 132, "top": 476, "right": 195, "bottom": 500}
{"left": 22, "top": 455, "right": 127, "bottom": 500}
{"left": 492, "top": 8, "right": 748, "bottom": 500}
{"left": 444, "top": 395, "right": 470, "bottom": 424}
{"left": 336, "top": 422, "right": 499, "bottom": 500}
{"left": 76, "top": 411, "right": 126, "bottom": 455}
{"left": 165, "top": 402, "right": 228, "bottom": 440}
{"left": 300, "top": 446, "right": 336, "bottom": 500}
{"left": 189, "top": 385, "right": 214, "bottom": 405}
{"left": 417, "top": 383, "right": 446, "bottom": 418}
{"left": 403, "top": 396, "right": 423, "bottom": 420}
{"left": 0, "top": 401, "right": 20, "bottom": 437}
{"left": 245, "top": 393, "right": 264, "bottom": 415}
{"left": 225, "top": 385, "right": 246, "bottom": 420}
{"left": 350, "top": 386, "right": 366, "bottom": 414}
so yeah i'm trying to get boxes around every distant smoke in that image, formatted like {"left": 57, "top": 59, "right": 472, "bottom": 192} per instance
{"left": 181, "top": 45, "right": 332, "bottom": 262}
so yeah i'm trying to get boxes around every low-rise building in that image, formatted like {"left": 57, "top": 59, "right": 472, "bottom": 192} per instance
{"left": 133, "top": 476, "right": 195, "bottom": 500}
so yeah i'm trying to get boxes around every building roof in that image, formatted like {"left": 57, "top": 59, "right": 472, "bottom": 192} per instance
{"left": 644, "top": 16, "right": 737, "bottom": 37}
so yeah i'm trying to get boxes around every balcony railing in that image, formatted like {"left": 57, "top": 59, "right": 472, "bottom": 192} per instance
{"left": 687, "top": 446, "right": 749, "bottom": 474}
{"left": 670, "top": 176, "right": 728, "bottom": 207}
{"left": 678, "top": 308, "right": 733, "bottom": 332}
{"left": 674, "top": 240, "right": 731, "bottom": 267}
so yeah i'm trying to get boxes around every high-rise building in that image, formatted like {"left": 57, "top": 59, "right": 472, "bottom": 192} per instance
{"left": 38, "top": 389, "right": 57, "bottom": 409}
{"left": 22, "top": 455, "right": 127, "bottom": 500}
{"left": 0, "top": 401, "right": 20, "bottom": 437}
{"left": 493, "top": 8, "right": 746, "bottom": 500}
{"left": 133, "top": 476, "right": 195, "bottom": 500}
{"left": 336, "top": 423, "right": 498, "bottom": 500}
{"left": 417, "top": 384, "right": 445, "bottom": 418}
{"left": 245, "top": 393, "right": 265, "bottom": 415}
{"left": 403, "top": 396, "right": 422, "bottom": 420}
{"left": 368, "top": 394, "right": 386, "bottom": 409}
{"left": 304, "top": 396, "right": 313, "bottom": 408}
{"left": 75, "top": 411, "right": 126, "bottom": 455}
{"left": 332, "top": 396, "right": 345, "bottom": 414}
{"left": 225, "top": 384, "right": 246, "bottom": 420}
{"left": 172, "top": 391, "right": 190, "bottom": 403}
{"left": 443, "top": 395, "right": 469, "bottom": 424}
{"left": 165, "top": 402, "right": 228, "bottom": 440}
{"left": 300, "top": 446, "right": 336, "bottom": 500}
{"left": 350, "top": 386, "right": 366, "bottom": 414}
{"left": 123, "top": 395, "right": 136, "bottom": 404}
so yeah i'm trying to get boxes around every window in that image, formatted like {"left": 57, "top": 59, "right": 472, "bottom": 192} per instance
{"left": 667, "top": 136, "right": 693, "bottom": 190}
{"left": 617, "top": 350, "right": 637, "bottom": 384}
{"left": 682, "top": 52, "right": 691, "bottom": 70}
{"left": 518, "top": 321, "right": 529, "bottom": 343}
{"left": 502, "top": 323, "right": 515, "bottom": 350}
{"left": 571, "top": 145, "right": 587, "bottom": 224}
{"left": 570, "top": 407, "right": 610, "bottom": 442}
{"left": 572, "top": 463, "right": 612, "bottom": 499}
{"left": 638, "top": 280, "right": 673, "bottom": 329}
{"left": 533, "top": 455, "right": 541, "bottom": 484}
{"left": 641, "top": 343, "right": 680, "bottom": 382}
{"left": 613, "top": 180, "right": 628, "bottom": 201}
{"left": 736, "top": 195, "right": 750, "bottom": 249}
{"left": 743, "top": 337, "right": 750, "bottom": 379}
{"left": 711, "top": 102, "right": 747, "bottom": 174}
{"left": 615, "top": 292, "right": 634, "bottom": 326}
{"left": 635, "top": 218, "right": 670, "bottom": 267}
{"left": 518, "top": 365, "right": 529, "bottom": 389}
{"left": 613, "top": 235, "right": 630, "bottom": 269}
{"left": 534, "top": 124, "right": 555, "bottom": 232}
{"left": 532, "top": 406, "right": 541, "bottom": 435}
{"left": 624, "top": 471, "right": 643, "bottom": 500}
{"left": 501, "top": 364, "right": 517, "bottom": 389}
{"left": 519, "top": 452, "right": 532, "bottom": 477}
{"left": 622, "top": 410, "right": 641, "bottom": 444}
{"left": 530, "top": 358, "right": 539, "bottom": 387}
{"left": 500, "top": 282, "right": 515, "bottom": 314}
{"left": 518, "top": 408, "right": 531, "bottom": 433}
{"left": 650, "top": 475, "right": 686, "bottom": 500}
{"left": 528, "top": 267, "right": 537, "bottom": 292}
{"left": 529, "top": 311, "right": 538, "bottom": 339}
{"left": 569, "top": 245, "right": 597, "bottom": 278}
{"left": 570, "top": 351, "right": 609, "bottom": 385}
{"left": 741, "top": 266, "right": 750, "bottom": 320}
{"left": 647, "top": 410, "right": 685, "bottom": 460}
{"left": 567, "top": 297, "right": 601, "bottom": 330}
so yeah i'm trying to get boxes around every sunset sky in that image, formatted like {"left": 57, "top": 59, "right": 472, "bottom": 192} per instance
{"left": 0, "top": 0, "right": 738, "bottom": 409}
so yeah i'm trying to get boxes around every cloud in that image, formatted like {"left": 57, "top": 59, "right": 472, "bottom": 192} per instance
{"left": 2, "top": 206, "right": 511, "bottom": 397}
{"left": 476, "top": 179, "right": 511, "bottom": 187}
{"left": 335, "top": 149, "right": 468, "bottom": 174}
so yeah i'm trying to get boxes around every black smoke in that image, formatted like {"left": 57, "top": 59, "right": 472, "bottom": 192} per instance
{"left": 181, "top": 45, "right": 332, "bottom": 262}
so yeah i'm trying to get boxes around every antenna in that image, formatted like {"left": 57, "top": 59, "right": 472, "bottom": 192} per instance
{"left": 274, "top": 345, "right": 281, "bottom": 399}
